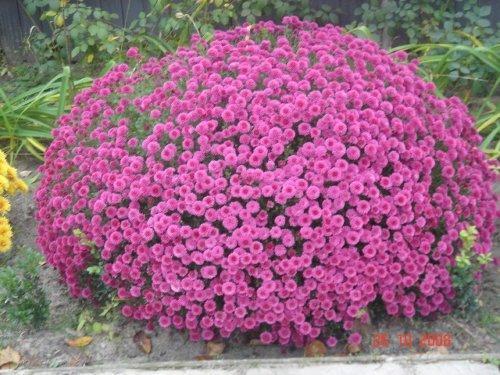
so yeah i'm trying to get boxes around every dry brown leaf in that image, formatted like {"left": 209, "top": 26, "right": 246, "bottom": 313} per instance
{"left": 206, "top": 341, "right": 225, "bottom": 357}
{"left": 66, "top": 336, "right": 93, "bottom": 348}
{"left": 0, "top": 347, "right": 21, "bottom": 369}
{"left": 304, "top": 340, "right": 327, "bottom": 358}
{"left": 133, "top": 331, "right": 152, "bottom": 354}
{"left": 346, "top": 343, "right": 361, "bottom": 355}
{"left": 67, "top": 353, "right": 89, "bottom": 367}
{"left": 248, "top": 339, "right": 264, "bottom": 346}
{"left": 19, "top": 170, "right": 32, "bottom": 178}
{"left": 194, "top": 354, "right": 214, "bottom": 361}
{"left": 428, "top": 346, "right": 449, "bottom": 355}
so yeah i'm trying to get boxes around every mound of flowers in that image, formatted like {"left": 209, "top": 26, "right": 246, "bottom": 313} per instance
{"left": 36, "top": 17, "right": 496, "bottom": 346}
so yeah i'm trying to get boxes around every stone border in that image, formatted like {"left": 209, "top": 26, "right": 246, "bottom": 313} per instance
{"left": 2, "top": 352, "right": 499, "bottom": 374}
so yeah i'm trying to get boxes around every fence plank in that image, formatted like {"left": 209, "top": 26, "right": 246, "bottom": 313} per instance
{"left": 0, "top": 0, "right": 24, "bottom": 63}
{"left": 122, "top": 0, "right": 146, "bottom": 26}
{"left": 101, "top": 0, "right": 125, "bottom": 26}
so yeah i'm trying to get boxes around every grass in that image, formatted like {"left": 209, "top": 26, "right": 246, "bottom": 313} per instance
{"left": 0, "top": 61, "right": 115, "bottom": 162}
{"left": 0, "top": 66, "right": 92, "bottom": 161}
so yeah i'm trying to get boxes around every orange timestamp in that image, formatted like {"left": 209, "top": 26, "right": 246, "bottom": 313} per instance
{"left": 371, "top": 331, "right": 453, "bottom": 349}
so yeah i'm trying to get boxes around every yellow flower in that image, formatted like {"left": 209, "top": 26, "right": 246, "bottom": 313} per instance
{"left": 14, "top": 179, "right": 29, "bottom": 193}
{"left": 6, "top": 166, "right": 18, "bottom": 180}
{"left": 0, "top": 217, "right": 8, "bottom": 226}
{"left": 0, "top": 222, "right": 12, "bottom": 237}
{"left": 0, "top": 197, "right": 11, "bottom": 213}
{"left": 6, "top": 185, "right": 17, "bottom": 195}
{"left": 0, "top": 150, "right": 6, "bottom": 162}
{"left": 0, "top": 236, "right": 12, "bottom": 253}
{"left": 0, "top": 175, "right": 9, "bottom": 191}
{"left": 0, "top": 227, "right": 12, "bottom": 252}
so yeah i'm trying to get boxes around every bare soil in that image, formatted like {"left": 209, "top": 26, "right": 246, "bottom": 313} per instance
{"left": 1, "top": 158, "right": 498, "bottom": 369}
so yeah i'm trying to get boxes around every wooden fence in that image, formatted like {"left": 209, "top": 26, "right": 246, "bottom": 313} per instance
{"left": 0, "top": 0, "right": 498, "bottom": 62}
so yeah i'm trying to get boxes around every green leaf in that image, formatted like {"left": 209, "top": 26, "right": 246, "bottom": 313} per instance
{"left": 96, "top": 26, "right": 108, "bottom": 40}
{"left": 57, "top": 66, "right": 70, "bottom": 116}
{"left": 26, "top": 3, "right": 36, "bottom": 15}
{"left": 48, "top": 0, "right": 60, "bottom": 10}
{"left": 88, "top": 24, "right": 98, "bottom": 36}
{"left": 477, "top": 19, "right": 490, "bottom": 28}
{"left": 479, "top": 6, "right": 491, "bottom": 16}
{"left": 86, "top": 265, "right": 102, "bottom": 275}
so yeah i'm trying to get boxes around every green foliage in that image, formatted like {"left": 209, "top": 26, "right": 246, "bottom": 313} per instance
{"left": 474, "top": 81, "right": 500, "bottom": 161}
{"left": 24, "top": 0, "right": 123, "bottom": 74}
{"left": 0, "top": 247, "right": 49, "bottom": 328}
{"left": 72, "top": 229, "right": 120, "bottom": 337}
{"left": 238, "top": 0, "right": 337, "bottom": 24}
{"left": 0, "top": 66, "right": 92, "bottom": 161}
{"left": 354, "top": 0, "right": 497, "bottom": 47}
{"left": 8, "top": 0, "right": 498, "bottom": 163}
{"left": 482, "top": 356, "right": 500, "bottom": 367}
{"left": 21, "top": 0, "right": 340, "bottom": 73}
{"left": 73, "top": 228, "right": 116, "bottom": 304}
{"left": 76, "top": 299, "right": 120, "bottom": 338}
{"left": 353, "top": 0, "right": 500, "bottom": 147}
{"left": 126, "top": 0, "right": 217, "bottom": 54}
{"left": 392, "top": 39, "right": 499, "bottom": 98}
{"left": 391, "top": 41, "right": 499, "bottom": 157}
{"left": 127, "top": 0, "right": 338, "bottom": 56}
{"left": 451, "top": 226, "right": 493, "bottom": 318}
{"left": 0, "top": 60, "right": 116, "bottom": 162}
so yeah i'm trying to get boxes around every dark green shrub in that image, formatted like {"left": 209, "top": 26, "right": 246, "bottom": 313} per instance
{"left": 0, "top": 248, "right": 49, "bottom": 328}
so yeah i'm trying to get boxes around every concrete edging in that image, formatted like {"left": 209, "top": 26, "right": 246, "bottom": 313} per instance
{"left": 2, "top": 352, "right": 499, "bottom": 374}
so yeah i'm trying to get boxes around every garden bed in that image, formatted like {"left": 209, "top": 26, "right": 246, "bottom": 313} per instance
{"left": 0, "top": 157, "right": 498, "bottom": 370}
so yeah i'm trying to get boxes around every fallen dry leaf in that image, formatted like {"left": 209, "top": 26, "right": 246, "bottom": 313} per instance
{"left": 206, "top": 341, "right": 225, "bottom": 357}
{"left": 426, "top": 345, "right": 449, "bottom": 355}
{"left": 0, "top": 347, "right": 21, "bottom": 369}
{"left": 194, "top": 354, "right": 214, "bottom": 361}
{"left": 19, "top": 170, "right": 32, "bottom": 178}
{"left": 346, "top": 343, "right": 361, "bottom": 355}
{"left": 304, "top": 340, "right": 327, "bottom": 358}
{"left": 66, "top": 336, "right": 93, "bottom": 348}
{"left": 133, "top": 331, "right": 152, "bottom": 354}
{"left": 248, "top": 339, "right": 264, "bottom": 346}
{"left": 67, "top": 353, "right": 89, "bottom": 367}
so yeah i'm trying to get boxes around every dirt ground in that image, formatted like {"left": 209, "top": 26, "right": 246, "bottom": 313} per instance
{"left": 0, "top": 158, "right": 498, "bottom": 369}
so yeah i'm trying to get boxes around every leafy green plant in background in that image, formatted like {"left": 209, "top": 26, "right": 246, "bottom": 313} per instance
{"left": 473, "top": 77, "right": 499, "bottom": 161}
{"left": 4, "top": 0, "right": 497, "bottom": 162}
{"left": 238, "top": 0, "right": 338, "bottom": 24}
{"left": 353, "top": 0, "right": 500, "bottom": 156}
{"left": 126, "top": 0, "right": 219, "bottom": 54}
{"left": 391, "top": 41, "right": 499, "bottom": 158}
{"left": 392, "top": 38, "right": 499, "bottom": 98}
{"left": 451, "top": 226, "right": 493, "bottom": 318}
{"left": 127, "top": 0, "right": 339, "bottom": 56}
{"left": 21, "top": 0, "right": 341, "bottom": 75}
{"left": 0, "top": 66, "right": 92, "bottom": 160}
{"left": 354, "top": 0, "right": 497, "bottom": 48}
{"left": 22, "top": 0, "right": 124, "bottom": 75}
{"left": 0, "top": 60, "right": 116, "bottom": 161}
{"left": 0, "top": 247, "right": 49, "bottom": 328}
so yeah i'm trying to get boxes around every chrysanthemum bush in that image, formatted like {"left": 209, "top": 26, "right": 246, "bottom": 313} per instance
{"left": 36, "top": 17, "right": 497, "bottom": 347}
